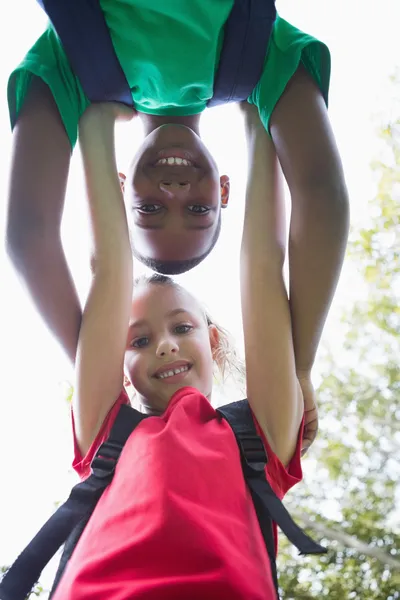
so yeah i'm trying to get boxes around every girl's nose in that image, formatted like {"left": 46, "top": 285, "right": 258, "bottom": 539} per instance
{"left": 156, "top": 338, "right": 179, "bottom": 358}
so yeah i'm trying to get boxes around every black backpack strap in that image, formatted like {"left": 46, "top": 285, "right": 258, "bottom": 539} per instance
{"left": 217, "top": 400, "right": 327, "bottom": 598}
{"left": 36, "top": 0, "right": 133, "bottom": 106}
{"left": 0, "top": 404, "right": 146, "bottom": 600}
{"left": 49, "top": 514, "right": 90, "bottom": 598}
{"left": 207, "top": 0, "right": 276, "bottom": 107}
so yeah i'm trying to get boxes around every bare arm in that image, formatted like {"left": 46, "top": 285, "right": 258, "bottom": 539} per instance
{"left": 6, "top": 77, "right": 81, "bottom": 364}
{"left": 73, "top": 105, "right": 134, "bottom": 457}
{"left": 241, "top": 67, "right": 349, "bottom": 454}
{"left": 240, "top": 106, "right": 303, "bottom": 466}
{"left": 270, "top": 66, "right": 350, "bottom": 377}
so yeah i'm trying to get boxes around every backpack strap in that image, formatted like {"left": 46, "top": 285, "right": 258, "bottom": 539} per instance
{"left": 36, "top": 0, "right": 275, "bottom": 108}
{"left": 207, "top": 0, "right": 276, "bottom": 107}
{"left": 0, "top": 404, "right": 146, "bottom": 600}
{"left": 217, "top": 400, "right": 327, "bottom": 597}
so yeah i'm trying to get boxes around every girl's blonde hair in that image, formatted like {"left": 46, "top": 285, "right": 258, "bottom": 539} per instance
{"left": 134, "top": 274, "right": 246, "bottom": 389}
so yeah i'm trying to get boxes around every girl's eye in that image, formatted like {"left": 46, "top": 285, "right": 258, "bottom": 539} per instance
{"left": 188, "top": 205, "right": 210, "bottom": 214}
{"left": 174, "top": 324, "right": 193, "bottom": 334}
{"left": 130, "top": 336, "right": 149, "bottom": 348}
{"left": 137, "top": 204, "right": 162, "bottom": 214}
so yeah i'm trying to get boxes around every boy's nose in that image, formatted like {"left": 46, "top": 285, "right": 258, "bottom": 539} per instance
{"left": 159, "top": 181, "right": 191, "bottom": 197}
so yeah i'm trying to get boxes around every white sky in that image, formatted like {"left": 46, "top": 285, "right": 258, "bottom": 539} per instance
{"left": 0, "top": 0, "right": 399, "bottom": 589}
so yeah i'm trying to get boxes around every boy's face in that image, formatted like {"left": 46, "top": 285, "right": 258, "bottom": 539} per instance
{"left": 124, "top": 124, "right": 229, "bottom": 265}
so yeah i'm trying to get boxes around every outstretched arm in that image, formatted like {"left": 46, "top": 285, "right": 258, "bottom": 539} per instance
{"left": 270, "top": 66, "right": 350, "bottom": 378}
{"left": 240, "top": 105, "right": 303, "bottom": 466}
{"left": 73, "top": 104, "right": 135, "bottom": 457}
{"left": 241, "top": 67, "right": 349, "bottom": 453}
{"left": 6, "top": 77, "right": 81, "bottom": 364}
{"left": 269, "top": 67, "right": 349, "bottom": 453}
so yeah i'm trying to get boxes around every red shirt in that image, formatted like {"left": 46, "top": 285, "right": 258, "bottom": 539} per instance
{"left": 54, "top": 387, "right": 303, "bottom": 600}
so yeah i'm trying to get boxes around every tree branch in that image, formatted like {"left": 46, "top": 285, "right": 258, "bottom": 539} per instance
{"left": 293, "top": 513, "right": 400, "bottom": 570}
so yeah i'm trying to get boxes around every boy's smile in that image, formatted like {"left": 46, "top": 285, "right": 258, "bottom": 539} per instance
{"left": 122, "top": 122, "right": 230, "bottom": 270}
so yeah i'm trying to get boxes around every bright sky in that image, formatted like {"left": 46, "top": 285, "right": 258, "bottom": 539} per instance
{"left": 0, "top": 0, "right": 399, "bottom": 590}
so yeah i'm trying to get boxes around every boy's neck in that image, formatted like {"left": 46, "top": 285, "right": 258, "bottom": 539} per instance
{"left": 137, "top": 112, "right": 202, "bottom": 136}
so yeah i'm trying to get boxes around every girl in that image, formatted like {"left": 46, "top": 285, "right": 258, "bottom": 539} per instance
{"left": 49, "top": 100, "right": 311, "bottom": 599}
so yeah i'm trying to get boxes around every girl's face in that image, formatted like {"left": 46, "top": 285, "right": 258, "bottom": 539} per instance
{"left": 124, "top": 283, "right": 219, "bottom": 414}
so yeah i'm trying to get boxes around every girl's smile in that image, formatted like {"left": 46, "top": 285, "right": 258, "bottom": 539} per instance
{"left": 124, "top": 280, "right": 219, "bottom": 414}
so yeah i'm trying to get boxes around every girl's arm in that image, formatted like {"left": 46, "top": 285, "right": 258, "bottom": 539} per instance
{"left": 73, "top": 104, "right": 134, "bottom": 457}
{"left": 240, "top": 105, "right": 303, "bottom": 466}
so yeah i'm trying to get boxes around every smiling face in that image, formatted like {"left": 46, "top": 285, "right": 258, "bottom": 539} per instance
{"left": 123, "top": 124, "right": 229, "bottom": 271}
{"left": 124, "top": 281, "right": 219, "bottom": 414}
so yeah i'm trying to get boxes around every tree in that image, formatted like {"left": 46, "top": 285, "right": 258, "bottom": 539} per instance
{"left": 277, "top": 79, "right": 400, "bottom": 599}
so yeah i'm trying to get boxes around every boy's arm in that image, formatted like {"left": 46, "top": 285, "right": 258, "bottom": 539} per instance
{"left": 270, "top": 68, "right": 349, "bottom": 453}
{"left": 268, "top": 68, "right": 350, "bottom": 378}
{"left": 241, "top": 95, "right": 348, "bottom": 454}
{"left": 6, "top": 77, "right": 81, "bottom": 364}
{"left": 73, "top": 104, "right": 134, "bottom": 457}
{"left": 241, "top": 67, "right": 349, "bottom": 381}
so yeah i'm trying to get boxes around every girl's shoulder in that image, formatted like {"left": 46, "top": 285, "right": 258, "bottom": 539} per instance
{"left": 72, "top": 389, "right": 131, "bottom": 480}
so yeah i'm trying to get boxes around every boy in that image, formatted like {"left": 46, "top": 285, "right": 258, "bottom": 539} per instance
{"left": 6, "top": 1, "right": 349, "bottom": 436}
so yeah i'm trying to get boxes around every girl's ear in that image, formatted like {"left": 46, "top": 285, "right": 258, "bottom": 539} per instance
{"left": 208, "top": 324, "right": 220, "bottom": 356}
{"left": 119, "top": 172, "right": 126, "bottom": 193}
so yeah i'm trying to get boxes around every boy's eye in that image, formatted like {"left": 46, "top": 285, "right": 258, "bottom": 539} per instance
{"left": 137, "top": 204, "right": 162, "bottom": 214}
{"left": 188, "top": 205, "right": 210, "bottom": 214}
{"left": 130, "top": 336, "right": 149, "bottom": 348}
{"left": 174, "top": 324, "right": 193, "bottom": 334}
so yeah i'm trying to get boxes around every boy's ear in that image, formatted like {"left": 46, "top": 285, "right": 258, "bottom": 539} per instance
{"left": 119, "top": 172, "right": 126, "bottom": 193}
{"left": 220, "top": 174, "right": 230, "bottom": 209}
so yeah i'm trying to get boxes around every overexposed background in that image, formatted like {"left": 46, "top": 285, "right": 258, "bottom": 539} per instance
{"left": 0, "top": 0, "right": 398, "bottom": 590}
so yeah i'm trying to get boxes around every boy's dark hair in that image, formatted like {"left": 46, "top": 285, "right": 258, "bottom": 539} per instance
{"left": 132, "top": 212, "right": 222, "bottom": 275}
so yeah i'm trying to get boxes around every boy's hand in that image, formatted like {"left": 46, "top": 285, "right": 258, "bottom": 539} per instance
{"left": 297, "top": 373, "right": 319, "bottom": 456}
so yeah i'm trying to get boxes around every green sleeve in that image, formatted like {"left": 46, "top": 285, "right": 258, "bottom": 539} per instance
{"left": 247, "top": 16, "right": 331, "bottom": 135}
{"left": 7, "top": 26, "right": 90, "bottom": 149}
